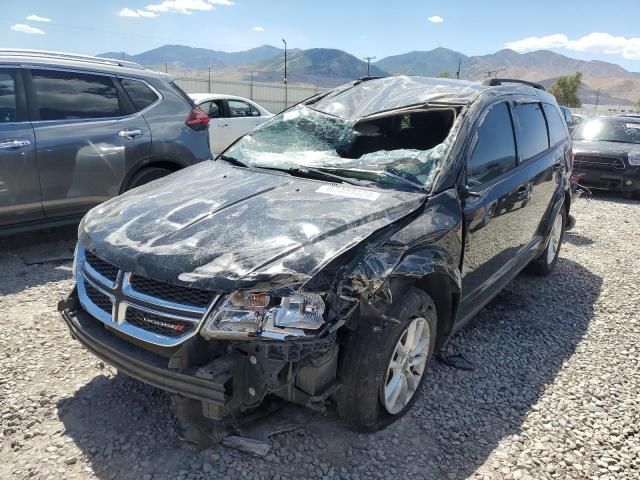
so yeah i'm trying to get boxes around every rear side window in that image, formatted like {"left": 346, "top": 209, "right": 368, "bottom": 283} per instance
{"left": 169, "top": 81, "right": 195, "bottom": 107}
{"left": 543, "top": 104, "right": 567, "bottom": 146}
{"left": 0, "top": 72, "right": 17, "bottom": 123}
{"left": 121, "top": 78, "right": 159, "bottom": 111}
{"left": 32, "top": 70, "right": 122, "bottom": 121}
{"left": 468, "top": 102, "right": 517, "bottom": 185}
{"left": 514, "top": 103, "right": 549, "bottom": 160}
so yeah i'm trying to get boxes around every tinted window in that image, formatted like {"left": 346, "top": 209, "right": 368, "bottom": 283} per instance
{"left": 32, "top": 70, "right": 121, "bottom": 121}
{"left": 514, "top": 103, "right": 549, "bottom": 160}
{"left": 468, "top": 102, "right": 517, "bottom": 185}
{"left": 0, "top": 72, "right": 16, "bottom": 123}
{"left": 228, "top": 99, "right": 252, "bottom": 117}
{"left": 543, "top": 104, "right": 567, "bottom": 145}
{"left": 121, "top": 78, "right": 158, "bottom": 111}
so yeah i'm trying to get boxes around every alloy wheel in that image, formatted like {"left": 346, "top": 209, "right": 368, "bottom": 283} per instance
{"left": 381, "top": 316, "right": 431, "bottom": 414}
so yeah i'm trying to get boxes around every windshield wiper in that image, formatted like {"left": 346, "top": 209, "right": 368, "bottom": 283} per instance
{"left": 217, "top": 154, "right": 248, "bottom": 167}
{"left": 317, "top": 166, "right": 426, "bottom": 191}
{"left": 254, "top": 165, "right": 371, "bottom": 187}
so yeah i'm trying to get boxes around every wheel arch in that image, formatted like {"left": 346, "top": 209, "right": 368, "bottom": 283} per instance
{"left": 414, "top": 272, "right": 460, "bottom": 352}
{"left": 120, "top": 157, "right": 185, "bottom": 193}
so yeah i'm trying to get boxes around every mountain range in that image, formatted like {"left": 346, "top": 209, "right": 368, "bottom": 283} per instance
{"left": 99, "top": 44, "right": 640, "bottom": 105}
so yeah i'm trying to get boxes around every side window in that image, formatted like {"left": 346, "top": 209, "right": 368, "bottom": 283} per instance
{"left": 513, "top": 103, "right": 549, "bottom": 160}
{"left": 0, "top": 72, "right": 17, "bottom": 123}
{"left": 120, "top": 78, "right": 159, "bottom": 111}
{"left": 228, "top": 99, "right": 252, "bottom": 118}
{"left": 468, "top": 102, "right": 517, "bottom": 185}
{"left": 543, "top": 104, "right": 567, "bottom": 146}
{"left": 249, "top": 104, "right": 261, "bottom": 117}
{"left": 199, "top": 100, "right": 223, "bottom": 118}
{"left": 32, "top": 70, "right": 122, "bottom": 121}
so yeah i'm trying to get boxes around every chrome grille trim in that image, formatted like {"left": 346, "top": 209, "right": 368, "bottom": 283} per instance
{"left": 75, "top": 244, "right": 220, "bottom": 347}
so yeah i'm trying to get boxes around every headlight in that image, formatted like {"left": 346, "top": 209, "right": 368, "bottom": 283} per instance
{"left": 628, "top": 152, "right": 640, "bottom": 166}
{"left": 201, "top": 291, "right": 325, "bottom": 339}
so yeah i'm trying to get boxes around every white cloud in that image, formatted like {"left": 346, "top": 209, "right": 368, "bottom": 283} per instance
{"left": 505, "top": 32, "right": 640, "bottom": 60}
{"left": 428, "top": 16, "right": 444, "bottom": 23}
{"left": 252, "top": 26, "right": 264, "bottom": 32}
{"left": 10, "top": 24, "right": 45, "bottom": 35}
{"left": 118, "top": 8, "right": 157, "bottom": 17}
{"left": 145, "top": 0, "right": 233, "bottom": 15}
{"left": 26, "top": 15, "right": 51, "bottom": 22}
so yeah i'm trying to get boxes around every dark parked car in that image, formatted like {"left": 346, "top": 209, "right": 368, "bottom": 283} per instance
{"left": 0, "top": 49, "right": 210, "bottom": 234}
{"left": 59, "top": 76, "right": 573, "bottom": 431}
{"left": 559, "top": 106, "right": 581, "bottom": 133}
{"left": 572, "top": 116, "right": 640, "bottom": 199}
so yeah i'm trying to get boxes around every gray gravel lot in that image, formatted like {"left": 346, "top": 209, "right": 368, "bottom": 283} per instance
{"left": 1, "top": 193, "right": 639, "bottom": 480}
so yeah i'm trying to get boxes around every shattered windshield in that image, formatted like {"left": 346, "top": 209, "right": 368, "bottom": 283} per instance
{"left": 223, "top": 105, "right": 456, "bottom": 191}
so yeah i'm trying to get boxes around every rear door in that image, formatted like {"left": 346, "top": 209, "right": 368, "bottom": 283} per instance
{"left": 198, "top": 99, "right": 228, "bottom": 154}
{"left": 0, "top": 67, "right": 42, "bottom": 226}
{"left": 511, "top": 101, "right": 559, "bottom": 246}
{"left": 27, "top": 68, "right": 151, "bottom": 218}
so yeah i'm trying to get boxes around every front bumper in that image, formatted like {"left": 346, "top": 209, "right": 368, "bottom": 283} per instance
{"left": 59, "top": 292, "right": 227, "bottom": 406}
{"left": 574, "top": 165, "right": 640, "bottom": 192}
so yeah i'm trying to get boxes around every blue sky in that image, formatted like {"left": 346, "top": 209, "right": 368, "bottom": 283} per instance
{"left": 2, "top": 0, "right": 640, "bottom": 71}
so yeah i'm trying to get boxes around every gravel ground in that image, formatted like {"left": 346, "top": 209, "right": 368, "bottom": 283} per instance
{"left": 1, "top": 192, "right": 639, "bottom": 480}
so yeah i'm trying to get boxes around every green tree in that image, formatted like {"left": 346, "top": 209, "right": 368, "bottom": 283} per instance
{"left": 548, "top": 72, "right": 582, "bottom": 108}
{"left": 436, "top": 71, "right": 451, "bottom": 78}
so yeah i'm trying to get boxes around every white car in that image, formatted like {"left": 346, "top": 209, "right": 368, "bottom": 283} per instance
{"left": 190, "top": 94, "right": 273, "bottom": 154}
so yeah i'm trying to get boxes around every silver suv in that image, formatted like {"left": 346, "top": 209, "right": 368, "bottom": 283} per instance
{"left": 0, "top": 49, "right": 211, "bottom": 234}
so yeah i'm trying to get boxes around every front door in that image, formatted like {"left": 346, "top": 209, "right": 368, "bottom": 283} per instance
{"left": 28, "top": 68, "right": 151, "bottom": 218}
{"left": 459, "top": 101, "right": 525, "bottom": 320}
{"left": 0, "top": 67, "right": 42, "bottom": 227}
{"left": 227, "top": 99, "right": 260, "bottom": 145}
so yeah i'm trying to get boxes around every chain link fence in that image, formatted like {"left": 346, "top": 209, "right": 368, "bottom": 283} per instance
{"left": 174, "top": 76, "right": 329, "bottom": 114}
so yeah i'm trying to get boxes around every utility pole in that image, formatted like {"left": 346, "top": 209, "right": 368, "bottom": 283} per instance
{"left": 282, "top": 38, "right": 288, "bottom": 109}
{"left": 594, "top": 88, "right": 600, "bottom": 112}
{"left": 121, "top": 51, "right": 126, "bottom": 60}
{"left": 250, "top": 71, "right": 254, "bottom": 100}
{"left": 456, "top": 57, "right": 461, "bottom": 79}
{"left": 363, "top": 56, "right": 376, "bottom": 76}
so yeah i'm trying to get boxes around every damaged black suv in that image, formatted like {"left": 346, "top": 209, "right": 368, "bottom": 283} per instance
{"left": 59, "top": 76, "right": 572, "bottom": 431}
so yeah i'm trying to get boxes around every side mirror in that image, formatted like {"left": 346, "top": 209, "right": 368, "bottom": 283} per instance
{"left": 463, "top": 184, "right": 483, "bottom": 198}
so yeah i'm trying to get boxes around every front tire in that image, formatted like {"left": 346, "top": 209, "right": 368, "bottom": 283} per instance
{"left": 526, "top": 206, "right": 566, "bottom": 275}
{"left": 336, "top": 287, "right": 437, "bottom": 431}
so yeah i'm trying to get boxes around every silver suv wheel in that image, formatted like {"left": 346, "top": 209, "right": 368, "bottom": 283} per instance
{"left": 381, "top": 316, "right": 431, "bottom": 414}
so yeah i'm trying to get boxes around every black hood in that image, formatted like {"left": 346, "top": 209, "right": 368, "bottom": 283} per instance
{"left": 80, "top": 161, "right": 426, "bottom": 294}
{"left": 572, "top": 140, "right": 637, "bottom": 158}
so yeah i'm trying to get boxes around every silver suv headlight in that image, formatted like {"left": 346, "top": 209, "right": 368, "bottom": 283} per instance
{"left": 201, "top": 291, "right": 325, "bottom": 340}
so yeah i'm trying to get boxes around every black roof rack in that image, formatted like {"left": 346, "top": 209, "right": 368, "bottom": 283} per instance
{"left": 354, "top": 76, "right": 385, "bottom": 85}
{"left": 483, "top": 78, "right": 545, "bottom": 91}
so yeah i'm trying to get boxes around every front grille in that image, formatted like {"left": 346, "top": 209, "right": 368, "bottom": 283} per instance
{"left": 130, "top": 275, "right": 214, "bottom": 308}
{"left": 105, "top": 325, "right": 181, "bottom": 359}
{"left": 85, "top": 282, "right": 112, "bottom": 313}
{"left": 574, "top": 155, "right": 625, "bottom": 170}
{"left": 85, "top": 251, "right": 119, "bottom": 282}
{"left": 125, "top": 307, "right": 195, "bottom": 337}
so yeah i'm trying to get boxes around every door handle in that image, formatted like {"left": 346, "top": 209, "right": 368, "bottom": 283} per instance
{"left": 0, "top": 139, "right": 31, "bottom": 150}
{"left": 118, "top": 128, "right": 143, "bottom": 140}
